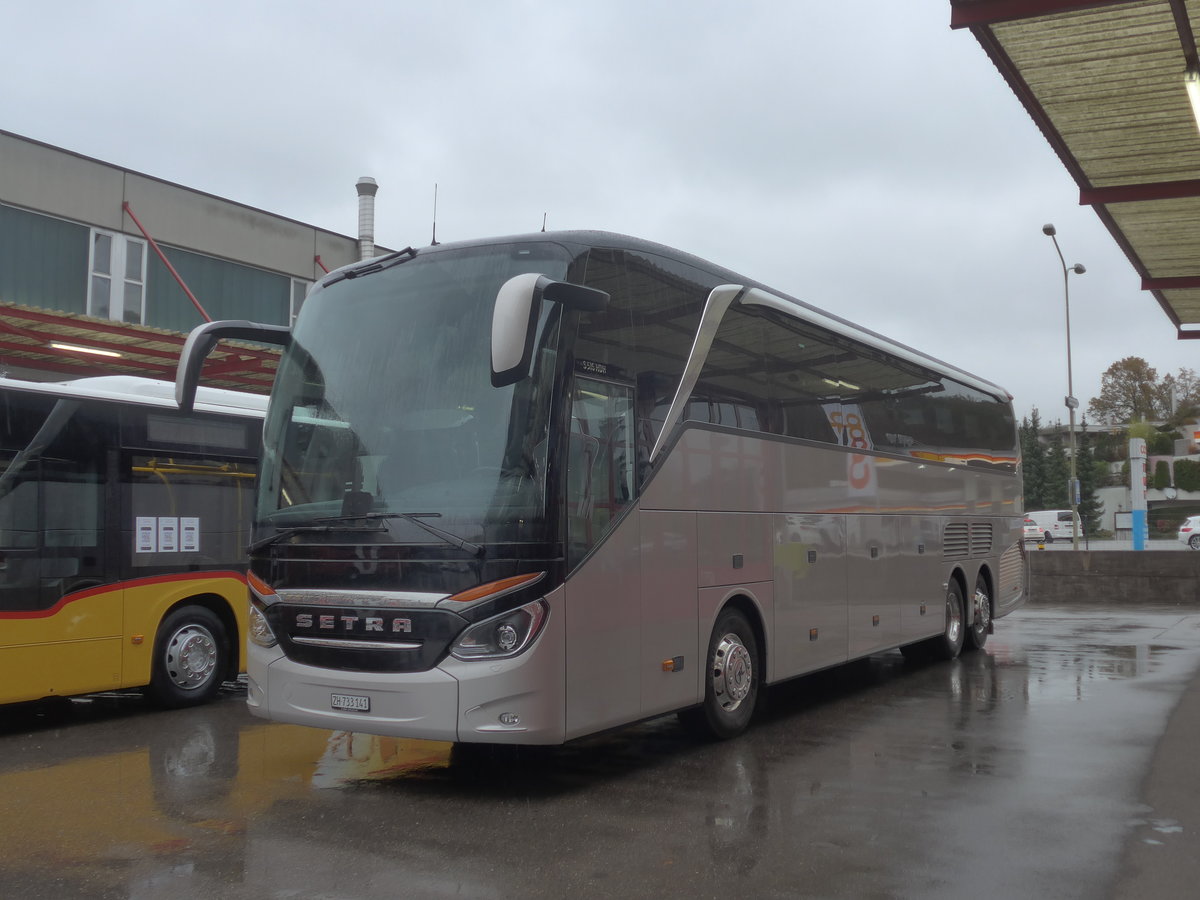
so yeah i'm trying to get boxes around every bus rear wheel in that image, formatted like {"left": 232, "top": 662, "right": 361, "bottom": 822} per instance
{"left": 681, "top": 608, "right": 760, "bottom": 740}
{"left": 146, "top": 606, "right": 228, "bottom": 708}
{"left": 965, "top": 576, "right": 991, "bottom": 652}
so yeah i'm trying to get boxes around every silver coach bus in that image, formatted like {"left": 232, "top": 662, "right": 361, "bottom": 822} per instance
{"left": 177, "top": 231, "right": 1025, "bottom": 743}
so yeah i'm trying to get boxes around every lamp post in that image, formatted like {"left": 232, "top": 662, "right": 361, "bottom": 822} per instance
{"left": 1042, "top": 224, "right": 1085, "bottom": 550}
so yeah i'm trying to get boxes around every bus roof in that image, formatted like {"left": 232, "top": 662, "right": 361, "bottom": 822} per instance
{"left": 351, "top": 230, "right": 1011, "bottom": 402}
{"left": 0, "top": 375, "right": 268, "bottom": 418}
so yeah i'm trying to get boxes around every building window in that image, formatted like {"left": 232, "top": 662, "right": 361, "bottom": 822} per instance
{"left": 291, "top": 278, "right": 310, "bottom": 325}
{"left": 88, "top": 229, "right": 146, "bottom": 324}
{"left": 0, "top": 203, "right": 89, "bottom": 315}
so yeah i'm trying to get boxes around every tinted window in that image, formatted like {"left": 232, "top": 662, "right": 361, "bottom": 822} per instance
{"left": 0, "top": 392, "right": 107, "bottom": 611}
{"left": 127, "top": 454, "right": 257, "bottom": 570}
{"left": 578, "top": 248, "right": 713, "bottom": 482}
{"left": 688, "top": 306, "right": 1018, "bottom": 470}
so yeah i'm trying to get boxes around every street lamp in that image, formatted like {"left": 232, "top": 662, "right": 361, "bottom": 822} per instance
{"left": 1042, "top": 223, "right": 1086, "bottom": 550}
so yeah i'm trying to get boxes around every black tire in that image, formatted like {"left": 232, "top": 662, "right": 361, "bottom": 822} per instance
{"left": 1043, "top": 531, "right": 1053, "bottom": 544}
{"left": 965, "top": 575, "right": 991, "bottom": 652}
{"left": 145, "top": 605, "right": 228, "bottom": 708}
{"left": 927, "top": 582, "right": 966, "bottom": 661}
{"left": 681, "top": 609, "right": 760, "bottom": 740}
{"left": 1190, "top": 535, "right": 1200, "bottom": 550}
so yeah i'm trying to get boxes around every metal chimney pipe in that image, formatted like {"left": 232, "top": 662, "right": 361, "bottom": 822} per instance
{"left": 355, "top": 176, "right": 379, "bottom": 261}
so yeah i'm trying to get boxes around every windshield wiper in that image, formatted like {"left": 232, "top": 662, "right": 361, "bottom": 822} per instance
{"left": 248, "top": 520, "right": 389, "bottom": 553}
{"left": 357, "top": 512, "right": 485, "bottom": 558}
{"left": 250, "top": 511, "right": 485, "bottom": 558}
{"left": 321, "top": 246, "right": 418, "bottom": 287}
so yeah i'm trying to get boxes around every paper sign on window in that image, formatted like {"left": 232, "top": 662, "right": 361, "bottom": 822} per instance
{"left": 180, "top": 517, "right": 200, "bottom": 553}
{"left": 136, "top": 517, "right": 157, "bottom": 553}
{"left": 158, "top": 517, "right": 179, "bottom": 553}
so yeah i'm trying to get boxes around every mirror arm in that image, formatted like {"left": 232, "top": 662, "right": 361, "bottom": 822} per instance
{"left": 175, "top": 319, "right": 291, "bottom": 411}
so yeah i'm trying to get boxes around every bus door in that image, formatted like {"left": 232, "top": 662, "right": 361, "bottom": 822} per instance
{"left": 0, "top": 395, "right": 115, "bottom": 700}
{"left": 563, "top": 375, "right": 646, "bottom": 734}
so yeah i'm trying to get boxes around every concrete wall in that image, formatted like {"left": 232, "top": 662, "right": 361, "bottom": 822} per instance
{"left": 1028, "top": 551, "right": 1200, "bottom": 605}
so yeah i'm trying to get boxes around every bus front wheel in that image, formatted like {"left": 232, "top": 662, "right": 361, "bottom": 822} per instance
{"left": 146, "top": 606, "right": 228, "bottom": 708}
{"left": 681, "top": 608, "right": 760, "bottom": 740}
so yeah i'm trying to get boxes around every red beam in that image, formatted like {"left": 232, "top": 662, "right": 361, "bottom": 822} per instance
{"left": 0, "top": 314, "right": 186, "bottom": 362}
{"left": 0, "top": 306, "right": 280, "bottom": 365}
{"left": 1081, "top": 180, "right": 1200, "bottom": 205}
{"left": 2, "top": 305, "right": 186, "bottom": 344}
{"left": 1143, "top": 275, "right": 1200, "bottom": 290}
{"left": 0, "top": 339, "right": 108, "bottom": 375}
{"left": 122, "top": 202, "right": 212, "bottom": 323}
{"left": 950, "top": 0, "right": 1138, "bottom": 29}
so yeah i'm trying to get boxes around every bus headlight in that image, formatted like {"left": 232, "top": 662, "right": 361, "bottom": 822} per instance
{"left": 248, "top": 600, "right": 277, "bottom": 649}
{"left": 449, "top": 599, "right": 548, "bottom": 661}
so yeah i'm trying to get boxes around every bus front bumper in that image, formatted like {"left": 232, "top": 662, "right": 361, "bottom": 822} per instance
{"left": 247, "top": 637, "right": 566, "bottom": 744}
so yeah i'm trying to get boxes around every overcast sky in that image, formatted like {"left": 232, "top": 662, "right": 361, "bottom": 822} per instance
{"left": 3, "top": 1, "right": 1195, "bottom": 423}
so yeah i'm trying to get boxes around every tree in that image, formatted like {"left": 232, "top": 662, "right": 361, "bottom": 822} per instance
{"left": 1075, "top": 421, "right": 1103, "bottom": 534}
{"left": 1087, "top": 357, "right": 1168, "bottom": 424}
{"left": 1044, "top": 435, "right": 1070, "bottom": 508}
{"left": 1020, "top": 410, "right": 1050, "bottom": 510}
{"left": 1162, "top": 367, "right": 1200, "bottom": 423}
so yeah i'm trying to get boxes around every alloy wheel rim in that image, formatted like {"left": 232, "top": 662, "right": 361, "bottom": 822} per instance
{"left": 712, "top": 633, "right": 753, "bottom": 711}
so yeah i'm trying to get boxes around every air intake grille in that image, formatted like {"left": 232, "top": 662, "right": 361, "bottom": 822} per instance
{"left": 943, "top": 523, "right": 969, "bottom": 559}
{"left": 998, "top": 542, "right": 1024, "bottom": 598}
{"left": 970, "top": 523, "right": 994, "bottom": 557}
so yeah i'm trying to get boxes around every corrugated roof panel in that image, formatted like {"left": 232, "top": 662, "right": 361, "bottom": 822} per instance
{"left": 958, "top": 0, "right": 1200, "bottom": 334}
{"left": 993, "top": 6, "right": 1200, "bottom": 186}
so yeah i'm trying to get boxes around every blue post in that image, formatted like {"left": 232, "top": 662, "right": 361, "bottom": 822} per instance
{"left": 1132, "top": 509, "right": 1147, "bottom": 551}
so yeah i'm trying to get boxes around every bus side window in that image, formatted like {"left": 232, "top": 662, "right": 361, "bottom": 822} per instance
{"left": 129, "top": 455, "right": 256, "bottom": 569}
{"left": 0, "top": 477, "right": 38, "bottom": 549}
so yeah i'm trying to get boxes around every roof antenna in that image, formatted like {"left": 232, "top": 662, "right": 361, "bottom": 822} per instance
{"left": 541, "top": 212, "right": 547, "bottom": 233}
{"left": 431, "top": 184, "right": 440, "bottom": 246}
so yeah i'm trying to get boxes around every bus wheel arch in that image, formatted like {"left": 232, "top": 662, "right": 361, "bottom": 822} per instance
{"left": 681, "top": 596, "right": 765, "bottom": 740}
{"left": 144, "top": 596, "right": 234, "bottom": 708}
{"left": 965, "top": 566, "right": 994, "bottom": 652}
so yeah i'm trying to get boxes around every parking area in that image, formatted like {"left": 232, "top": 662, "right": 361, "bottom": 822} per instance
{"left": 2, "top": 601, "right": 1200, "bottom": 898}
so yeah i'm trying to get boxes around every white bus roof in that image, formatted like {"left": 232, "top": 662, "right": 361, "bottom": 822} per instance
{"left": 0, "top": 375, "right": 268, "bottom": 418}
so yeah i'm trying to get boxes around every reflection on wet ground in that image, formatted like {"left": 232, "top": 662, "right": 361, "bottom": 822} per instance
{"left": 3, "top": 605, "right": 1200, "bottom": 899}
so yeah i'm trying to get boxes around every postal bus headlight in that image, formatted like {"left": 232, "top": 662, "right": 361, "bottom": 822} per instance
{"left": 450, "top": 599, "right": 548, "bottom": 661}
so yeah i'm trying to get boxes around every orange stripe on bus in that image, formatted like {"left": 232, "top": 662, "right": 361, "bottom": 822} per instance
{"left": 0, "top": 570, "right": 248, "bottom": 620}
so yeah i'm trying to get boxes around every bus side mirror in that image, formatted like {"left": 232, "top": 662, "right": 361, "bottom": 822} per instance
{"left": 176, "top": 320, "right": 292, "bottom": 411}
{"left": 491, "top": 274, "right": 608, "bottom": 387}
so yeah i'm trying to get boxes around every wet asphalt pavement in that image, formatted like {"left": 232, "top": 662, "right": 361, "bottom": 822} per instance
{"left": 2, "top": 602, "right": 1199, "bottom": 900}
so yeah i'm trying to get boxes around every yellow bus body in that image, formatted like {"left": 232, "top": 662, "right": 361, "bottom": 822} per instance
{"left": 0, "top": 571, "right": 249, "bottom": 705}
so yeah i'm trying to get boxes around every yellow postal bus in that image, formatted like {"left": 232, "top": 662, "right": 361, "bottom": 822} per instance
{"left": 0, "top": 375, "right": 264, "bottom": 707}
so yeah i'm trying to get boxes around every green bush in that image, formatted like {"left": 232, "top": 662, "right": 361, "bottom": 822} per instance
{"left": 1149, "top": 432, "right": 1176, "bottom": 455}
{"left": 1153, "top": 459, "right": 1171, "bottom": 490}
{"left": 1175, "top": 459, "right": 1200, "bottom": 492}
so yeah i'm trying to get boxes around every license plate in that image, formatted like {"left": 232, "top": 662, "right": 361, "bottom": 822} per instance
{"left": 331, "top": 693, "right": 370, "bottom": 712}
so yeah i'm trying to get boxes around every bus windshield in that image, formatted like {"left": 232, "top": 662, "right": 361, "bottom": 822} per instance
{"left": 257, "top": 241, "right": 574, "bottom": 547}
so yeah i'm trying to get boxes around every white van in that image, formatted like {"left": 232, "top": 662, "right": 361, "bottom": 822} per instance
{"left": 1025, "top": 509, "right": 1081, "bottom": 543}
